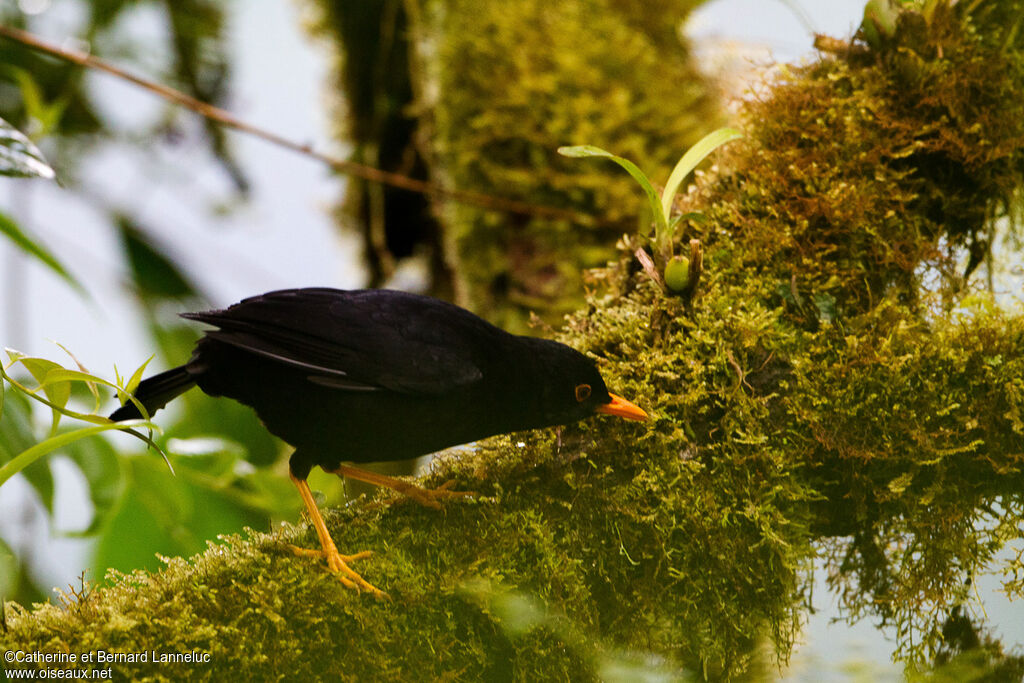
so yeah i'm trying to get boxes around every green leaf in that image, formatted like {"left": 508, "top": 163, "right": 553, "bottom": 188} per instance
{"left": 130, "top": 453, "right": 193, "bottom": 526}
{"left": 660, "top": 128, "right": 742, "bottom": 227}
{"left": 126, "top": 356, "right": 154, "bottom": 398}
{"left": 0, "top": 210, "right": 84, "bottom": 294}
{"left": 0, "top": 390, "right": 53, "bottom": 511}
{"left": 0, "top": 419, "right": 154, "bottom": 489}
{"left": 3, "top": 67, "right": 69, "bottom": 138}
{"left": 556, "top": 144, "right": 614, "bottom": 159}
{"left": 0, "top": 115, "right": 55, "bottom": 179}
{"left": 1, "top": 353, "right": 150, "bottom": 430}
{"left": 18, "top": 357, "right": 70, "bottom": 435}
{"left": 8, "top": 350, "right": 128, "bottom": 397}
{"left": 3, "top": 68, "right": 44, "bottom": 129}
{"left": 557, "top": 144, "right": 667, "bottom": 238}
{"left": 0, "top": 383, "right": 32, "bottom": 466}
{"left": 862, "top": 0, "right": 900, "bottom": 43}
{"left": 679, "top": 211, "right": 708, "bottom": 225}
{"left": 4, "top": 347, "right": 27, "bottom": 366}
{"left": 36, "top": 367, "right": 104, "bottom": 415}
{"left": 17, "top": 356, "right": 61, "bottom": 384}
{"left": 0, "top": 535, "right": 24, "bottom": 602}
{"left": 53, "top": 341, "right": 100, "bottom": 412}
{"left": 0, "top": 352, "right": 172, "bottom": 485}
{"left": 887, "top": 471, "right": 915, "bottom": 494}
{"left": 93, "top": 457, "right": 268, "bottom": 575}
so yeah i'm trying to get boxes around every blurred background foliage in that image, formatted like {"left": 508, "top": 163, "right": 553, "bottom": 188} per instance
{"left": 0, "top": 0, "right": 323, "bottom": 608}
{"left": 1, "top": 0, "right": 245, "bottom": 607}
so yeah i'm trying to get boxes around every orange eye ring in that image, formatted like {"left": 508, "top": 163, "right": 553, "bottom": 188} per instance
{"left": 575, "top": 384, "right": 592, "bottom": 402}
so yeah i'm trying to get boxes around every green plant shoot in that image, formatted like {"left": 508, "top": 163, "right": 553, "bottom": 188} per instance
{"left": 559, "top": 127, "right": 741, "bottom": 261}
{"left": 0, "top": 350, "right": 167, "bottom": 488}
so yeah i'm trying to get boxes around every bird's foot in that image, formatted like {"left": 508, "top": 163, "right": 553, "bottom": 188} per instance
{"left": 288, "top": 544, "right": 386, "bottom": 598}
{"left": 388, "top": 478, "right": 476, "bottom": 510}
{"left": 333, "top": 465, "right": 475, "bottom": 510}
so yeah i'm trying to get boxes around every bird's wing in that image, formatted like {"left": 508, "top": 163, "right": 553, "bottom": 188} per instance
{"left": 182, "top": 288, "right": 487, "bottom": 395}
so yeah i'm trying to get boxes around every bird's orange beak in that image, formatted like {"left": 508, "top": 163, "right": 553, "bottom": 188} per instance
{"left": 596, "top": 393, "right": 648, "bottom": 421}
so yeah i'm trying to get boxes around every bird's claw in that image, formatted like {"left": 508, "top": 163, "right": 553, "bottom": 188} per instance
{"left": 288, "top": 544, "right": 387, "bottom": 598}
{"left": 392, "top": 479, "right": 476, "bottom": 509}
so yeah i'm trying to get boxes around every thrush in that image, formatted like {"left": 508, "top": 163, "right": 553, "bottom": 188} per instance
{"left": 111, "top": 288, "right": 647, "bottom": 595}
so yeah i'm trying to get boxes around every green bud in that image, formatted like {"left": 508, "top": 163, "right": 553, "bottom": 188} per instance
{"left": 664, "top": 256, "right": 690, "bottom": 292}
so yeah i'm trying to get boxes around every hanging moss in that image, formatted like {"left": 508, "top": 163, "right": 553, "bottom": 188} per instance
{"left": 4, "top": 2, "right": 1024, "bottom": 680}
{"left": 690, "top": 1, "right": 1024, "bottom": 318}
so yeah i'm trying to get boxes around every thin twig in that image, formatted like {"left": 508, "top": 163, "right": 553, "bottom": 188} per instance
{"left": 725, "top": 350, "right": 749, "bottom": 396}
{"left": 634, "top": 247, "right": 666, "bottom": 291}
{"left": 0, "top": 24, "right": 607, "bottom": 226}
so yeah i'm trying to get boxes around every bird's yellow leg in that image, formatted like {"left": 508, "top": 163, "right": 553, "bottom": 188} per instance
{"left": 332, "top": 464, "right": 475, "bottom": 510}
{"left": 288, "top": 471, "right": 385, "bottom": 598}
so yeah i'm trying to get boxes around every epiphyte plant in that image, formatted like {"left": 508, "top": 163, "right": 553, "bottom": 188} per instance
{"left": 559, "top": 127, "right": 741, "bottom": 293}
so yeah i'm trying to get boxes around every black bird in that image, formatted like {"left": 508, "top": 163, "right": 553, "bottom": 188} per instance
{"left": 111, "top": 288, "right": 647, "bottom": 595}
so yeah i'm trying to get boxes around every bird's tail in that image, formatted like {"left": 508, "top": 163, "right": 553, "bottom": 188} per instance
{"left": 109, "top": 365, "right": 196, "bottom": 421}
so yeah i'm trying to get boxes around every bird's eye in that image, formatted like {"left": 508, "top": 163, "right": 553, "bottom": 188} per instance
{"left": 575, "top": 384, "right": 592, "bottom": 402}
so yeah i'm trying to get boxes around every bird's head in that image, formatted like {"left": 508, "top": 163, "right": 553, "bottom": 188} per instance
{"left": 525, "top": 338, "right": 648, "bottom": 426}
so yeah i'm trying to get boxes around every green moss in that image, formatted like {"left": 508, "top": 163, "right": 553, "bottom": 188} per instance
{"left": 691, "top": 1, "right": 1024, "bottom": 318}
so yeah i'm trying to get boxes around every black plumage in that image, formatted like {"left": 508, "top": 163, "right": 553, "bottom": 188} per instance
{"left": 111, "top": 288, "right": 647, "bottom": 595}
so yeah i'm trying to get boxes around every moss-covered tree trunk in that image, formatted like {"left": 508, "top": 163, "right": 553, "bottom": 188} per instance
{"left": 4, "top": 2, "right": 1024, "bottom": 680}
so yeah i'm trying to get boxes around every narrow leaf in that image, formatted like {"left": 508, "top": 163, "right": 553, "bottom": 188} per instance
{"left": 37, "top": 367, "right": 109, "bottom": 385}
{"left": 5, "top": 67, "right": 68, "bottom": 138}
{"left": 679, "top": 211, "right": 708, "bottom": 225}
{"left": 558, "top": 145, "right": 666, "bottom": 235}
{"left": 0, "top": 210, "right": 84, "bottom": 294}
{"left": 37, "top": 367, "right": 110, "bottom": 411}
{"left": 54, "top": 341, "right": 100, "bottom": 411}
{"left": 19, "top": 357, "right": 70, "bottom": 435}
{"left": 126, "top": 356, "right": 154, "bottom": 397}
{"left": 7, "top": 68, "right": 46, "bottom": 129}
{"left": 5, "top": 348, "right": 27, "bottom": 367}
{"left": 19, "top": 356, "right": 63, "bottom": 387}
{"left": 0, "top": 116, "right": 55, "bottom": 179}
{"left": 556, "top": 145, "right": 615, "bottom": 159}
{"left": 0, "top": 421, "right": 152, "bottom": 488}
{"left": 1, "top": 361, "right": 114, "bottom": 425}
{"left": 660, "top": 128, "right": 742, "bottom": 224}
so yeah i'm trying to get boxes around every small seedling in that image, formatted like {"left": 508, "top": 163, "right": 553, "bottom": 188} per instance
{"left": 0, "top": 349, "right": 168, "bottom": 489}
{"left": 559, "top": 127, "right": 740, "bottom": 293}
